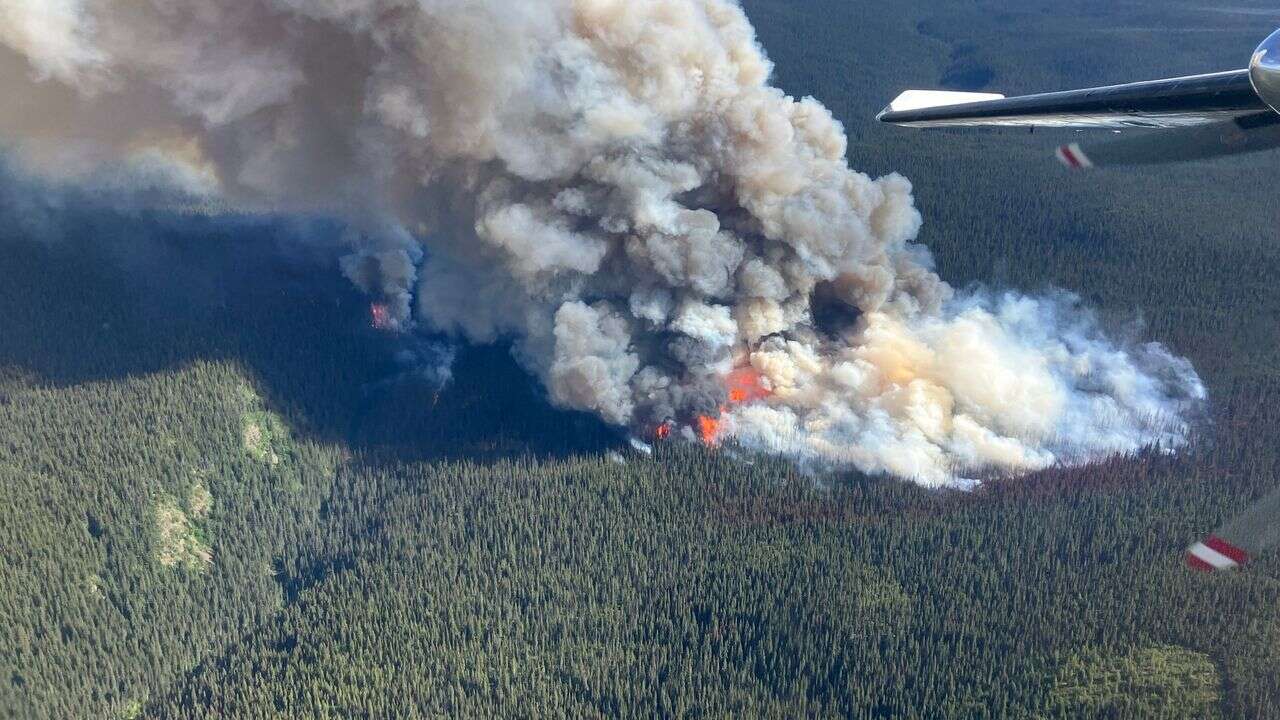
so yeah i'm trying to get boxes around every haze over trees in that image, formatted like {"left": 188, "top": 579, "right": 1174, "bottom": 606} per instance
{"left": 3, "top": 0, "right": 1280, "bottom": 717}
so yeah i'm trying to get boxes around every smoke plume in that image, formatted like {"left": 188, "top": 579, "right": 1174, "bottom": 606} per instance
{"left": 0, "top": 0, "right": 1205, "bottom": 485}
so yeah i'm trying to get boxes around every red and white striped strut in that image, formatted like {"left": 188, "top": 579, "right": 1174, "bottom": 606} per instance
{"left": 1186, "top": 536, "right": 1250, "bottom": 572}
{"left": 1055, "top": 143, "right": 1095, "bottom": 170}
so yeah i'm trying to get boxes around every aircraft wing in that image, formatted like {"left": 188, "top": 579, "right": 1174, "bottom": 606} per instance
{"left": 1187, "top": 485, "right": 1280, "bottom": 572}
{"left": 877, "top": 70, "right": 1266, "bottom": 129}
{"left": 878, "top": 70, "right": 1280, "bottom": 167}
{"left": 1055, "top": 112, "right": 1280, "bottom": 169}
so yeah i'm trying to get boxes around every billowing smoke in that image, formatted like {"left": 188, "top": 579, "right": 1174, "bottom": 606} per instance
{"left": 0, "top": 0, "right": 1205, "bottom": 485}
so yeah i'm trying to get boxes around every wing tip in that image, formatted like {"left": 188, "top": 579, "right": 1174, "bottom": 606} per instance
{"left": 1185, "top": 551, "right": 1216, "bottom": 573}
{"left": 878, "top": 89, "right": 1006, "bottom": 124}
{"left": 1205, "top": 535, "right": 1251, "bottom": 565}
{"left": 1186, "top": 537, "right": 1251, "bottom": 572}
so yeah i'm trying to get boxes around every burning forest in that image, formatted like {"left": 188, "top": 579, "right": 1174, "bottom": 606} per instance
{"left": 0, "top": 0, "right": 1206, "bottom": 485}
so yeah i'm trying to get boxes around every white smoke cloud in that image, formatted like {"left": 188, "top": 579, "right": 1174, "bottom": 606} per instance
{"left": 0, "top": 0, "right": 105, "bottom": 86}
{"left": 0, "top": 0, "right": 1206, "bottom": 485}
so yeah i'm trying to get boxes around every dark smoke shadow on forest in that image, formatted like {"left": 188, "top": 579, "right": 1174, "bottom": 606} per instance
{"left": 0, "top": 166, "right": 616, "bottom": 462}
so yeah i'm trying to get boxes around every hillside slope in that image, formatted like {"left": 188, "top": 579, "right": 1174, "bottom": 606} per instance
{"left": 3, "top": 0, "right": 1280, "bottom": 717}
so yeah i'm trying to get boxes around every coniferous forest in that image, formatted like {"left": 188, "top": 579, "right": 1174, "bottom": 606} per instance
{"left": 4, "top": 0, "right": 1280, "bottom": 717}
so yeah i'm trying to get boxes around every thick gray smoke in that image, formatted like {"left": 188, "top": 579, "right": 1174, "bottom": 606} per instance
{"left": 0, "top": 0, "right": 1205, "bottom": 485}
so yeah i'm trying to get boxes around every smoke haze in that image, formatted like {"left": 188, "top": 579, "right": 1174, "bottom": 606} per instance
{"left": 0, "top": 0, "right": 1205, "bottom": 485}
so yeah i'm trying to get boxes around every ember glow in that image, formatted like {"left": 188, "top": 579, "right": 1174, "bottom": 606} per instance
{"left": 692, "top": 367, "right": 774, "bottom": 446}
{"left": 647, "top": 367, "right": 773, "bottom": 446}
{"left": 370, "top": 303, "right": 394, "bottom": 331}
{"left": 654, "top": 421, "right": 673, "bottom": 441}
{"left": 726, "top": 367, "right": 772, "bottom": 405}
{"left": 696, "top": 415, "right": 723, "bottom": 446}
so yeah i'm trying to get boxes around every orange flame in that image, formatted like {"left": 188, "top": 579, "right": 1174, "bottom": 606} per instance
{"left": 726, "top": 367, "right": 771, "bottom": 405}
{"left": 370, "top": 303, "right": 393, "bottom": 331}
{"left": 655, "top": 421, "right": 673, "bottom": 441}
{"left": 696, "top": 414, "right": 723, "bottom": 445}
{"left": 653, "top": 368, "right": 770, "bottom": 448}
{"left": 691, "top": 368, "right": 772, "bottom": 447}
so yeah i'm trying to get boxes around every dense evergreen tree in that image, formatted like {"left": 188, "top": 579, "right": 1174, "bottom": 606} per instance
{"left": 3, "top": 0, "right": 1280, "bottom": 717}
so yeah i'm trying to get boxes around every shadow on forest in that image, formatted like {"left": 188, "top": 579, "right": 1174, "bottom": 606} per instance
{"left": 0, "top": 195, "right": 617, "bottom": 463}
